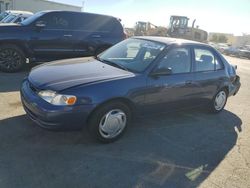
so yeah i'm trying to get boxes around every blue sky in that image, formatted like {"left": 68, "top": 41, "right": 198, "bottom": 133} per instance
{"left": 50, "top": 0, "right": 250, "bottom": 35}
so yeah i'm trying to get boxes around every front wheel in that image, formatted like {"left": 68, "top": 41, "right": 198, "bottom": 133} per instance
{"left": 0, "top": 45, "right": 26, "bottom": 73}
{"left": 87, "top": 102, "right": 131, "bottom": 143}
{"left": 210, "top": 89, "right": 228, "bottom": 113}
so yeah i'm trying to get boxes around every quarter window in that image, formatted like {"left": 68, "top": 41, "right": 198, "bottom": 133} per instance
{"left": 194, "top": 48, "right": 223, "bottom": 72}
{"left": 157, "top": 47, "right": 191, "bottom": 74}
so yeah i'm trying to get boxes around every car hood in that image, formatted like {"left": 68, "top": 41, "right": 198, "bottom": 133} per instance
{"left": 28, "top": 57, "right": 134, "bottom": 91}
{"left": 0, "top": 23, "right": 19, "bottom": 26}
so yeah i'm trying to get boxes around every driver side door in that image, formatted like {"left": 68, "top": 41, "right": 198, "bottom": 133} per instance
{"left": 29, "top": 12, "right": 76, "bottom": 61}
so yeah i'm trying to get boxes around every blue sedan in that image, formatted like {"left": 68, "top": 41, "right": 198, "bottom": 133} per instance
{"left": 20, "top": 37, "right": 241, "bottom": 142}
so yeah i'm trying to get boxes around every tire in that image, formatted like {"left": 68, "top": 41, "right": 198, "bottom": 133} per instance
{"left": 87, "top": 101, "right": 131, "bottom": 143}
{"left": 0, "top": 45, "right": 26, "bottom": 73}
{"left": 209, "top": 89, "right": 228, "bottom": 113}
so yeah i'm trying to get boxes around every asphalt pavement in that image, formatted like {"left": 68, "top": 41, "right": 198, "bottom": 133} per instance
{"left": 0, "top": 56, "right": 249, "bottom": 188}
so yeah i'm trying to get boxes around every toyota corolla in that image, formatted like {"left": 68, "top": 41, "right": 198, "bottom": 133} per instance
{"left": 20, "top": 37, "right": 241, "bottom": 143}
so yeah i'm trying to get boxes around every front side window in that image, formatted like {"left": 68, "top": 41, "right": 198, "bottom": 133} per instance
{"left": 99, "top": 38, "right": 166, "bottom": 72}
{"left": 157, "top": 47, "right": 191, "bottom": 74}
{"left": 194, "top": 48, "right": 223, "bottom": 72}
{"left": 37, "top": 13, "right": 71, "bottom": 29}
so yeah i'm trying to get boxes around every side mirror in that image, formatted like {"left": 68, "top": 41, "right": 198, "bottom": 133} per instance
{"left": 150, "top": 67, "right": 172, "bottom": 77}
{"left": 35, "top": 21, "right": 46, "bottom": 28}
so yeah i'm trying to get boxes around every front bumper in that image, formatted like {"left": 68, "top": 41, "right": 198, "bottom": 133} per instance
{"left": 20, "top": 80, "right": 96, "bottom": 130}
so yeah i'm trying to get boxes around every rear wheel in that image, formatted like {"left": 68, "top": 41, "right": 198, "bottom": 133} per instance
{"left": 87, "top": 102, "right": 131, "bottom": 143}
{"left": 0, "top": 45, "right": 26, "bottom": 73}
{"left": 210, "top": 89, "right": 228, "bottom": 113}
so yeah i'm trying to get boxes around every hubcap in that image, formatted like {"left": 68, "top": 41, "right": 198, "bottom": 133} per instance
{"left": 99, "top": 109, "right": 127, "bottom": 139}
{"left": 0, "top": 49, "right": 22, "bottom": 71}
{"left": 214, "top": 91, "right": 227, "bottom": 111}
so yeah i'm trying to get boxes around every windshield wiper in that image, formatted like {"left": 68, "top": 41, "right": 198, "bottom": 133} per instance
{"left": 96, "top": 56, "right": 130, "bottom": 71}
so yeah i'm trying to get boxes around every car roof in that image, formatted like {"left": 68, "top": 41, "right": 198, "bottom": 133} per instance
{"left": 133, "top": 36, "right": 209, "bottom": 47}
{"left": 39, "top": 10, "right": 117, "bottom": 19}
{"left": 5, "top": 10, "right": 33, "bottom": 14}
{"left": 9, "top": 12, "right": 33, "bottom": 16}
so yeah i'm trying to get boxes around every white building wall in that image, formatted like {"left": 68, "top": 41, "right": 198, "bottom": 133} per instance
{"left": 0, "top": 0, "right": 82, "bottom": 13}
{"left": 0, "top": 0, "right": 13, "bottom": 12}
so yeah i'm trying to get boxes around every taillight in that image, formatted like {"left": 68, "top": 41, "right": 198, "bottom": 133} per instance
{"left": 230, "top": 76, "right": 236, "bottom": 82}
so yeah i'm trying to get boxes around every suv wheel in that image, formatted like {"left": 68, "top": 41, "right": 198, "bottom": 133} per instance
{"left": 210, "top": 89, "right": 228, "bottom": 113}
{"left": 0, "top": 45, "right": 26, "bottom": 73}
{"left": 87, "top": 102, "right": 131, "bottom": 143}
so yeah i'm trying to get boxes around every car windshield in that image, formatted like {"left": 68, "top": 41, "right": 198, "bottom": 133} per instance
{"left": 0, "top": 12, "right": 9, "bottom": 21}
{"left": 21, "top": 11, "right": 45, "bottom": 25}
{"left": 99, "top": 38, "right": 166, "bottom": 73}
{"left": 1, "top": 14, "right": 17, "bottom": 23}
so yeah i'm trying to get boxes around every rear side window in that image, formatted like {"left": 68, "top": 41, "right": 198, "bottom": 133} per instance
{"left": 194, "top": 48, "right": 223, "bottom": 72}
{"left": 75, "top": 14, "right": 119, "bottom": 32}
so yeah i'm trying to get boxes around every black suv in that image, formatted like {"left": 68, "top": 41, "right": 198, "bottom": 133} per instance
{"left": 0, "top": 11, "right": 126, "bottom": 72}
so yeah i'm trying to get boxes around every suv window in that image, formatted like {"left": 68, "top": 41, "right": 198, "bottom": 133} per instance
{"left": 38, "top": 12, "right": 71, "bottom": 30}
{"left": 157, "top": 47, "right": 191, "bottom": 74}
{"left": 75, "top": 14, "right": 117, "bottom": 32}
{"left": 194, "top": 48, "right": 223, "bottom": 72}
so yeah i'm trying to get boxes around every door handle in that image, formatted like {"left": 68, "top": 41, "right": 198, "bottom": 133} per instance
{"left": 64, "top": 34, "right": 72, "bottom": 37}
{"left": 185, "top": 80, "right": 193, "bottom": 85}
{"left": 91, "top": 35, "right": 101, "bottom": 38}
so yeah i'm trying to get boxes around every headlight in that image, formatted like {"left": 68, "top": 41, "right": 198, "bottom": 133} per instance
{"left": 38, "top": 90, "right": 77, "bottom": 106}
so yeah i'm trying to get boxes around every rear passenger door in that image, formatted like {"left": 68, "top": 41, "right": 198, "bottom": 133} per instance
{"left": 192, "top": 46, "right": 225, "bottom": 104}
{"left": 72, "top": 14, "right": 122, "bottom": 57}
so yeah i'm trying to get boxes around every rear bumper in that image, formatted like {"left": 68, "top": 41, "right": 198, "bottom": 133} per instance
{"left": 229, "top": 75, "right": 241, "bottom": 97}
{"left": 20, "top": 80, "right": 96, "bottom": 130}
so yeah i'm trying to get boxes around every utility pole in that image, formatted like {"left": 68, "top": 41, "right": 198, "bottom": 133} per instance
{"left": 82, "top": 0, "right": 85, "bottom": 12}
{"left": 11, "top": 0, "right": 15, "bottom": 10}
